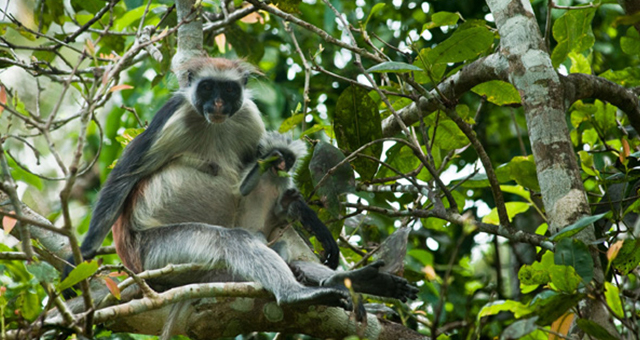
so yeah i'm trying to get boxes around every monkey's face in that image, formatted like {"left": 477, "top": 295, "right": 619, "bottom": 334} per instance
{"left": 193, "top": 78, "right": 244, "bottom": 124}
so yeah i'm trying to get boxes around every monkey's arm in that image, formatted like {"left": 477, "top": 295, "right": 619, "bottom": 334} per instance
{"left": 280, "top": 189, "right": 339, "bottom": 269}
{"left": 290, "top": 260, "right": 419, "bottom": 302}
{"left": 239, "top": 145, "right": 340, "bottom": 269}
{"left": 67, "top": 95, "right": 187, "bottom": 272}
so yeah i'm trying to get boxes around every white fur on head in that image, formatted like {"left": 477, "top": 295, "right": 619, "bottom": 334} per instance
{"left": 176, "top": 57, "right": 254, "bottom": 88}
{"left": 259, "top": 131, "right": 308, "bottom": 170}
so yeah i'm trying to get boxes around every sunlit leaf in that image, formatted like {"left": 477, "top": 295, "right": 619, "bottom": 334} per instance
{"left": 424, "top": 11, "right": 460, "bottom": 30}
{"left": 481, "top": 202, "right": 530, "bottom": 225}
{"left": 604, "top": 282, "right": 623, "bottom": 318}
{"left": 549, "top": 265, "right": 581, "bottom": 293}
{"left": 58, "top": 260, "right": 99, "bottom": 292}
{"left": 551, "top": 7, "right": 596, "bottom": 67}
{"left": 478, "top": 300, "right": 532, "bottom": 319}
{"left": 471, "top": 80, "right": 521, "bottom": 106}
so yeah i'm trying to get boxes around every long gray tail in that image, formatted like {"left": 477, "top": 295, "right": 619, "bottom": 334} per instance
{"left": 161, "top": 301, "right": 190, "bottom": 340}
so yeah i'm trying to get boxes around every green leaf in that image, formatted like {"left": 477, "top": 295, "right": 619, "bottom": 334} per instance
{"left": 7, "top": 157, "right": 43, "bottom": 190}
{"left": 478, "top": 300, "right": 533, "bottom": 319}
{"left": 500, "top": 317, "right": 538, "bottom": 340}
{"left": 604, "top": 282, "right": 624, "bottom": 318}
{"left": 115, "top": 127, "right": 145, "bottom": 147}
{"left": 26, "top": 262, "right": 59, "bottom": 283}
{"left": 71, "top": 0, "right": 103, "bottom": 13}
{"left": 481, "top": 201, "right": 530, "bottom": 225}
{"left": 366, "top": 61, "right": 423, "bottom": 73}
{"left": 594, "top": 100, "right": 616, "bottom": 134}
{"left": 334, "top": 85, "right": 383, "bottom": 181}
{"left": 413, "top": 48, "right": 447, "bottom": 84}
{"left": 278, "top": 114, "right": 305, "bottom": 133}
{"left": 309, "top": 141, "right": 355, "bottom": 217}
{"left": 424, "top": 11, "right": 460, "bottom": 30}
{"left": 500, "top": 185, "right": 531, "bottom": 201}
{"left": 32, "top": 50, "right": 56, "bottom": 63}
{"left": 428, "top": 26, "right": 494, "bottom": 65}
{"left": 226, "top": 24, "right": 265, "bottom": 64}
{"left": 471, "top": 80, "right": 521, "bottom": 106}
{"left": 600, "top": 67, "right": 640, "bottom": 87}
{"left": 611, "top": 239, "right": 640, "bottom": 275}
{"left": 365, "top": 3, "right": 385, "bottom": 28}
{"left": 518, "top": 251, "right": 554, "bottom": 287}
{"left": 20, "top": 290, "right": 42, "bottom": 321}
{"left": 549, "top": 265, "right": 581, "bottom": 293}
{"left": 497, "top": 155, "right": 540, "bottom": 191}
{"left": 530, "top": 290, "right": 584, "bottom": 326}
{"left": 576, "top": 319, "right": 619, "bottom": 340}
{"left": 550, "top": 212, "right": 607, "bottom": 241}
{"left": 113, "top": 4, "right": 162, "bottom": 31}
{"left": 272, "top": 0, "right": 300, "bottom": 13}
{"left": 377, "top": 143, "right": 419, "bottom": 180}
{"left": 58, "top": 260, "right": 99, "bottom": 292}
{"left": 408, "top": 249, "right": 434, "bottom": 266}
{"left": 621, "top": 27, "right": 640, "bottom": 55}
{"left": 550, "top": 7, "right": 596, "bottom": 67}
{"left": 554, "top": 238, "right": 594, "bottom": 284}
{"left": 568, "top": 51, "right": 591, "bottom": 74}
{"left": 432, "top": 120, "right": 469, "bottom": 151}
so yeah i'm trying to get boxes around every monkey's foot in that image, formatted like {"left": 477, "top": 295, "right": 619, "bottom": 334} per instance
{"left": 278, "top": 286, "right": 352, "bottom": 310}
{"left": 322, "top": 260, "right": 419, "bottom": 302}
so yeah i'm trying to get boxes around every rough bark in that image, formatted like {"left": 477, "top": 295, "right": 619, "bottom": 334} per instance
{"left": 171, "top": 0, "right": 207, "bottom": 86}
{"left": 381, "top": 53, "right": 640, "bottom": 138}
{"left": 486, "top": 0, "right": 617, "bottom": 336}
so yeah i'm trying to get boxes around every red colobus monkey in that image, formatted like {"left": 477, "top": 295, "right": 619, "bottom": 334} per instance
{"left": 66, "top": 57, "right": 416, "bottom": 311}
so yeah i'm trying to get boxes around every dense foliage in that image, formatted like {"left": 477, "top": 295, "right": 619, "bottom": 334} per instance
{"left": 0, "top": 0, "right": 639, "bottom": 339}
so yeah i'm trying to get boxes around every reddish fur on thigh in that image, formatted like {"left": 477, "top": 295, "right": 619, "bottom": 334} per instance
{"left": 112, "top": 181, "right": 147, "bottom": 273}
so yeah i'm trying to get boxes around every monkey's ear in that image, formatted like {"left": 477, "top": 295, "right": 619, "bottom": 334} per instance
{"left": 242, "top": 73, "right": 249, "bottom": 86}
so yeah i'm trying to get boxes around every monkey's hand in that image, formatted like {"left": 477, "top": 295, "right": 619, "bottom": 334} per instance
{"left": 257, "top": 149, "right": 291, "bottom": 177}
{"left": 321, "top": 260, "right": 419, "bottom": 302}
{"left": 240, "top": 149, "right": 292, "bottom": 196}
{"left": 282, "top": 189, "right": 340, "bottom": 269}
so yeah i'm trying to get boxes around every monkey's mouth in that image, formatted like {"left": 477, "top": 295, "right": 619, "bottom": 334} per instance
{"left": 206, "top": 113, "right": 228, "bottom": 124}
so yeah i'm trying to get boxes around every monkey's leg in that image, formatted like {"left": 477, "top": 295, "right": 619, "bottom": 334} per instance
{"left": 138, "top": 223, "right": 351, "bottom": 308}
{"left": 290, "top": 260, "right": 418, "bottom": 302}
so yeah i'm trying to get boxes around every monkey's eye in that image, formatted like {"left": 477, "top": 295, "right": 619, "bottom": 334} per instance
{"left": 202, "top": 83, "right": 212, "bottom": 91}
{"left": 226, "top": 87, "right": 234, "bottom": 93}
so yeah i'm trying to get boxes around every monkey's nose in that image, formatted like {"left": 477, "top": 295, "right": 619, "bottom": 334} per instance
{"left": 211, "top": 100, "right": 223, "bottom": 115}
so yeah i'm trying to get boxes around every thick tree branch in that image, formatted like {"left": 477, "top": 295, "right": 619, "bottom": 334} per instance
{"left": 564, "top": 73, "right": 640, "bottom": 134}
{"left": 381, "top": 53, "right": 640, "bottom": 138}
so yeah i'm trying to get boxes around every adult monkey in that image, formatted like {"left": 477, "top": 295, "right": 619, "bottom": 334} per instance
{"left": 66, "top": 57, "right": 416, "bottom": 311}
